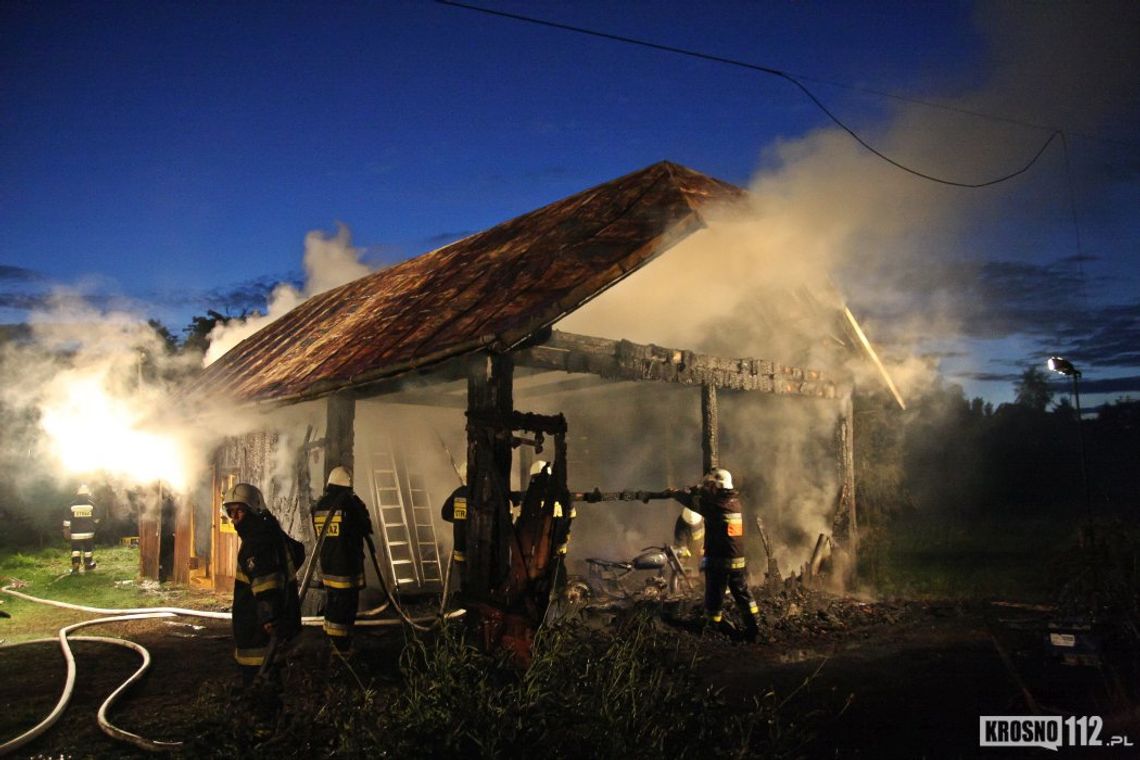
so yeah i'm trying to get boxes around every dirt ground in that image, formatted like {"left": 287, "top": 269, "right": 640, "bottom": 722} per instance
{"left": 2, "top": 591, "right": 1137, "bottom": 759}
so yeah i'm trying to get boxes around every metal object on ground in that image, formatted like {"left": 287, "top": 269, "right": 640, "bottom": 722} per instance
{"left": 583, "top": 544, "right": 692, "bottom": 600}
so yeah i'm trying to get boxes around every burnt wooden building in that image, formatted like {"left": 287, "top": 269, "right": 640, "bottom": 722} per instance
{"left": 171, "top": 161, "right": 899, "bottom": 616}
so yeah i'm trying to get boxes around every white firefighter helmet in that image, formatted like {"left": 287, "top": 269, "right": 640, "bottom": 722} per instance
{"left": 680, "top": 507, "right": 702, "bottom": 526}
{"left": 223, "top": 483, "right": 265, "bottom": 514}
{"left": 529, "top": 460, "right": 551, "bottom": 477}
{"left": 77, "top": 484, "right": 92, "bottom": 497}
{"left": 327, "top": 466, "right": 352, "bottom": 488}
{"left": 704, "top": 468, "right": 734, "bottom": 490}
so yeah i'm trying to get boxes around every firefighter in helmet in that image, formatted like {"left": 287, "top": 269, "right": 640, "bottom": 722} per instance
{"left": 440, "top": 463, "right": 469, "bottom": 568}
{"left": 63, "top": 485, "right": 98, "bottom": 574}
{"left": 668, "top": 468, "right": 761, "bottom": 642}
{"left": 510, "top": 460, "right": 575, "bottom": 603}
{"left": 524, "top": 460, "right": 574, "bottom": 562}
{"left": 311, "top": 466, "right": 372, "bottom": 653}
{"left": 673, "top": 505, "right": 704, "bottom": 563}
{"left": 224, "top": 482, "right": 304, "bottom": 686}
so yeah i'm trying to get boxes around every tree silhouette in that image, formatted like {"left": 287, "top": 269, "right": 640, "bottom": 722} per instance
{"left": 1014, "top": 366, "right": 1053, "bottom": 412}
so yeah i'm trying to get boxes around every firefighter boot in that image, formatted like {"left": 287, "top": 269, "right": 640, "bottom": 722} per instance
{"left": 743, "top": 621, "right": 759, "bottom": 644}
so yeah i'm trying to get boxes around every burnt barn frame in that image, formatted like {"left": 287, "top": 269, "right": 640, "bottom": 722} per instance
{"left": 171, "top": 161, "right": 896, "bottom": 636}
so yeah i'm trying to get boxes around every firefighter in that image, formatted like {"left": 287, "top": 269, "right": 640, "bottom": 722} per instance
{"left": 440, "top": 463, "right": 468, "bottom": 567}
{"left": 511, "top": 460, "right": 574, "bottom": 600}
{"left": 310, "top": 466, "right": 372, "bottom": 653}
{"left": 671, "top": 504, "right": 704, "bottom": 591}
{"left": 224, "top": 483, "right": 304, "bottom": 687}
{"left": 668, "top": 468, "right": 761, "bottom": 642}
{"left": 63, "top": 485, "right": 98, "bottom": 574}
{"left": 673, "top": 505, "right": 705, "bottom": 562}
{"left": 527, "top": 460, "right": 575, "bottom": 562}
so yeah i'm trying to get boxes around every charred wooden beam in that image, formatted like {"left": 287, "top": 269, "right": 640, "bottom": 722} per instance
{"left": 832, "top": 402, "right": 858, "bottom": 565}
{"left": 464, "top": 352, "right": 514, "bottom": 606}
{"left": 515, "top": 330, "right": 836, "bottom": 399}
{"left": 571, "top": 488, "right": 675, "bottom": 503}
{"left": 324, "top": 392, "right": 355, "bottom": 481}
{"left": 701, "top": 384, "right": 718, "bottom": 473}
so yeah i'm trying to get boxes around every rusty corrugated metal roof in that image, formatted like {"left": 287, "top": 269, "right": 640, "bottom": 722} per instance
{"left": 191, "top": 161, "right": 746, "bottom": 404}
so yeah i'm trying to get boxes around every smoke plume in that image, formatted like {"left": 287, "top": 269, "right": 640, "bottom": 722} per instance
{"left": 555, "top": 1, "right": 1139, "bottom": 578}
{"left": 204, "top": 224, "right": 372, "bottom": 365}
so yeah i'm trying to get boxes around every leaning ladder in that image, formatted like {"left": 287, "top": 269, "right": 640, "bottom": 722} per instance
{"left": 370, "top": 443, "right": 419, "bottom": 587}
{"left": 403, "top": 467, "right": 443, "bottom": 586}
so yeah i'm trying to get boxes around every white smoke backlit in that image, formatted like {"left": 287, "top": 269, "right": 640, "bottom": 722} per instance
{"left": 204, "top": 224, "right": 372, "bottom": 365}
{"left": 39, "top": 370, "right": 193, "bottom": 491}
{"left": 0, "top": 296, "right": 223, "bottom": 505}
{"left": 553, "top": 2, "right": 1139, "bottom": 581}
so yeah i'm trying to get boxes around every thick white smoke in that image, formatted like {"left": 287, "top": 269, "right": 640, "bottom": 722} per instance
{"left": 204, "top": 224, "right": 372, "bottom": 365}
{"left": 555, "top": 1, "right": 1139, "bottom": 578}
{"left": 0, "top": 225, "right": 375, "bottom": 520}
{"left": 0, "top": 294, "right": 209, "bottom": 498}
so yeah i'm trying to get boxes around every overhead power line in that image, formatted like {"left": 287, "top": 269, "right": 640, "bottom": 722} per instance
{"left": 437, "top": 0, "right": 1065, "bottom": 189}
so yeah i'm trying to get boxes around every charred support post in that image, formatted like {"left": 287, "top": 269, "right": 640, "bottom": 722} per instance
{"left": 464, "top": 352, "right": 514, "bottom": 605}
{"left": 518, "top": 446, "right": 534, "bottom": 494}
{"left": 701, "top": 383, "right": 718, "bottom": 474}
{"left": 832, "top": 398, "right": 858, "bottom": 568}
{"left": 324, "top": 392, "right": 355, "bottom": 482}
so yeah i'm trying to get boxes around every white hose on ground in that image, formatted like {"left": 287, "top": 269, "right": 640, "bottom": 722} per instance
{"left": 0, "top": 586, "right": 231, "bottom": 619}
{"left": 0, "top": 584, "right": 463, "bottom": 755}
{"left": 0, "top": 585, "right": 458, "bottom": 627}
{"left": 2, "top": 635, "right": 154, "bottom": 755}
{"left": 0, "top": 613, "right": 180, "bottom": 756}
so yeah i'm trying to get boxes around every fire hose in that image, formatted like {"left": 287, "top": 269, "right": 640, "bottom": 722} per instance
{"left": 295, "top": 502, "right": 451, "bottom": 641}
{"left": 0, "top": 611, "right": 189, "bottom": 756}
{"left": 1, "top": 493, "right": 461, "bottom": 753}
{"left": 1, "top": 565, "right": 460, "bottom": 754}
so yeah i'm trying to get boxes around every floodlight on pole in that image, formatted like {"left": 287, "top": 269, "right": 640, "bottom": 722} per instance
{"left": 1047, "top": 355, "right": 1080, "bottom": 377}
{"left": 1046, "top": 355, "right": 1090, "bottom": 521}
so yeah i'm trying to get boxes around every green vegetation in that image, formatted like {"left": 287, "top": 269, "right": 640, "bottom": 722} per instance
{"left": 854, "top": 373, "right": 1140, "bottom": 603}
{"left": 0, "top": 545, "right": 221, "bottom": 641}
{"left": 858, "top": 516, "right": 1077, "bottom": 601}
{"left": 188, "top": 613, "right": 818, "bottom": 759}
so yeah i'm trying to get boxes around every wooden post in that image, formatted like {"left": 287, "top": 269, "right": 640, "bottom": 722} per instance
{"left": 701, "top": 383, "right": 718, "bottom": 475}
{"left": 518, "top": 445, "right": 533, "bottom": 497}
{"left": 324, "top": 392, "right": 355, "bottom": 482}
{"left": 464, "top": 352, "right": 514, "bottom": 604}
{"left": 833, "top": 396, "right": 858, "bottom": 566}
{"left": 138, "top": 485, "right": 161, "bottom": 581}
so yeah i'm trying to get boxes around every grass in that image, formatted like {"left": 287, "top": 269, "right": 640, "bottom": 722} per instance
{"left": 186, "top": 612, "right": 820, "bottom": 759}
{"left": 0, "top": 545, "right": 224, "bottom": 642}
{"left": 858, "top": 514, "right": 1080, "bottom": 601}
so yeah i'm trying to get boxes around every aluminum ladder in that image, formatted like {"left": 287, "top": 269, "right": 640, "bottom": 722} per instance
{"left": 369, "top": 443, "right": 419, "bottom": 587}
{"left": 403, "top": 467, "right": 442, "bottom": 585}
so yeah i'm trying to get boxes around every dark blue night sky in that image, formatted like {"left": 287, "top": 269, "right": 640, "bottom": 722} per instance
{"left": 3, "top": 1, "right": 1137, "bottom": 404}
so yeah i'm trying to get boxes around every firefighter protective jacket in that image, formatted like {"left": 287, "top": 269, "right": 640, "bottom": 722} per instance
{"left": 440, "top": 485, "right": 468, "bottom": 563}
{"left": 232, "top": 512, "right": 303, "bottom": 667}
{"left": 310, "top": 485, "right": 372, "bottom": 589}
{"left": 672, "top": 487, "right": 746, "bottom": 570}
{"left": 67, "top": 496, "right": 97, "bottom": 540}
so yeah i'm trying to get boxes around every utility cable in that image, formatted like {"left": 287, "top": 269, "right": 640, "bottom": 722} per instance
{"left": 436, "top": 0, "right": 1063, "bottom": 188}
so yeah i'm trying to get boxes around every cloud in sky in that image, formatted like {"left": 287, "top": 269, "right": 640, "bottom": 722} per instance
{"left": 0, "top": 265, "right": 45, "bottom": 282}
